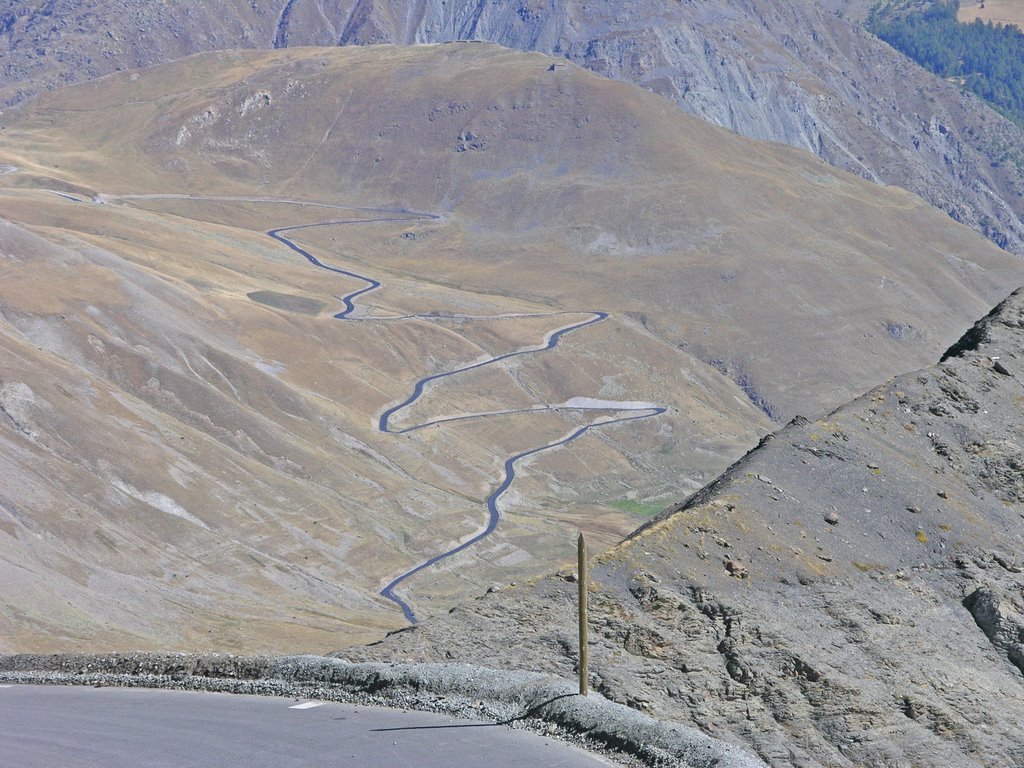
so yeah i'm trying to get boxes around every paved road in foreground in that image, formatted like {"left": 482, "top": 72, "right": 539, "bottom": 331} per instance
{"left": 0, "top": 685, "right": 615, "bottom": 767}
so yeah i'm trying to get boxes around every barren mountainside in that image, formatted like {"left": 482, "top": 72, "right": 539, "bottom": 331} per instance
{"left": 1, "top": 44, "right": 1020, "bottom": 654}
{"left": 2, "top": 14, "right": 1024, "bottom": 768}
{"left": 356, "top": 286, "right": 1024, "bottom": 768}
{"left": 2, "top": 0, "right": 1024, "bottom": 255}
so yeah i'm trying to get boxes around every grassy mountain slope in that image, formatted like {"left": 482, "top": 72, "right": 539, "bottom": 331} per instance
{"left": 1, "top": 0, "right": 1023, "bottom": 257}
{"left": 959, "top": 0, "right": 1024, "bottom": 29}
{"left": 0, "top": 44, "right": 1020, "bottom": 653}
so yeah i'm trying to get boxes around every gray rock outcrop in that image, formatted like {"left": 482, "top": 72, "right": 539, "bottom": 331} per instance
{"left": 964, "top": 583, "right": 1024, "bottom": 675}
{"left": 352, "top": 287, "right": 1024, "bottom": 767}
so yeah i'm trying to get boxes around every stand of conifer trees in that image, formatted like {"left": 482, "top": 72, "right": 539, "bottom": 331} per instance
{"left": 869, "top": 1, "right": 1024, "bottom": 125}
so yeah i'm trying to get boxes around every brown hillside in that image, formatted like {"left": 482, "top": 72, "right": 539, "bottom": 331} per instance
{"left": 0, "top": 44, "right": 1020, "bottom": 653}
{"left": 3, "top": 1, "right": 1024, "bottom": 258}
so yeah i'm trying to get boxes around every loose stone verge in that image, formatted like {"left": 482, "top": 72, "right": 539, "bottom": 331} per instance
{"left": 0, "top": 653, "right": 766, "bottom": 768}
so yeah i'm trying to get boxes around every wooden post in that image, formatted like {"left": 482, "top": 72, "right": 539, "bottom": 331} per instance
{"left": 578, "top": 531, "right": 589, "bottom": 696}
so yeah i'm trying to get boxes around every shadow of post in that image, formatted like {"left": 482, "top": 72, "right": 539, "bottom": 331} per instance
{"left": 367, "top": 693, "right": 579, "bottom": 732}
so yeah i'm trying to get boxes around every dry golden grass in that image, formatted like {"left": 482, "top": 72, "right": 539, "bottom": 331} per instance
{"left": 0, "top": 44, "right": 1021, "bottom": 652}
{"left": 959, "top": 0, "right": 1024, "bottom": 28}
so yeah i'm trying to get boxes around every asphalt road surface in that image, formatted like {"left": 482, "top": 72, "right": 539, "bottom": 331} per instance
{"left": 0, "top": 685, "right": 616, "bottom": 767}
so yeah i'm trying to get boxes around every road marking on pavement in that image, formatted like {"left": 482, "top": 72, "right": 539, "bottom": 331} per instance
{"left": 0, "top": 685, "right": 11, "bottom": 688}
{"left": 289, "top": 702, "right": 324, "bottom": 710}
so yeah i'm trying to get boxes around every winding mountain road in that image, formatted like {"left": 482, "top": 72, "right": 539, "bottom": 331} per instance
{"left": 43, "top": 189, "right": 666, "bottom": 623}
{"left": 267, "top": 216, "right": 665, "bottom": 623}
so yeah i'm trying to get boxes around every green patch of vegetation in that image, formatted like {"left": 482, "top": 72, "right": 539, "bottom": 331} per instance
{"left": 868, "top": 1, "right": 1024, "bottom": 126}
{"left": 609, "top": 499, "right": 666, "bottom": 517}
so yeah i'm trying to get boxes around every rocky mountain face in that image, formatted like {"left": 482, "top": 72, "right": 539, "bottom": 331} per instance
{"left": 353, "top": 286, "right": 1024, "bottom": 767}
{"left": 3, "top": 1, "right": 1024, "bottom": 256}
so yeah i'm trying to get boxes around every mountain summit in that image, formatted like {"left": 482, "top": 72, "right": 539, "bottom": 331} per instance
{"left": 2, "top": 0, "right": 1023, "bottom": 254}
